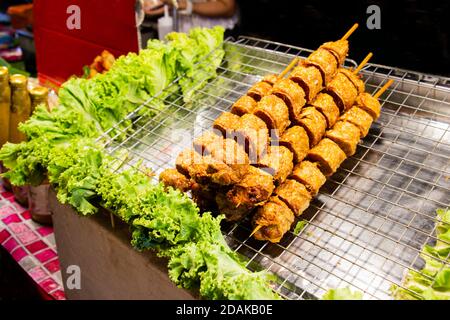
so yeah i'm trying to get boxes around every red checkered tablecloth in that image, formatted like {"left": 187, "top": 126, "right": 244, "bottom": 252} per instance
{"left": 0, "top": 182, "right": 65, "bottom": 300}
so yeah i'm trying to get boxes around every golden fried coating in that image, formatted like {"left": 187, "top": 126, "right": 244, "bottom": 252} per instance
{"left": 247, "top": 81, "right": 272, "bottom": 101}
{"left": 296, "top": 107, "right": 327, "bottom": 147}
{"left": 309, "top": 93, "right": 340, "bottom": 128}
{"left": 279, "top": 126, "right": 310, "bottom": 163}
{"left": 307, "top": 138, "right": 347, "bottom": 176}
{"left": 188, "top": 155, "right": 242, "bottom": 186}
{"left": 231, "top": 95, "right": 257, "bottom": 116}
{"left": 191, "top": 182, "right": 217, "bottom": 212}
{"left": 271, "top": 78, "right": 306, "bottom": 121}
{"left": 210, "top": 138, "right": 249, "bottom": 165}
{"left": 326, "top": 71, "right": 358, "bottom": 112}
{"left": 262, "top": 74, "right": 279, "bottom": 86}
{"left": 236, "top": 113, "right": 269, "bottom": 161}
{"left": 290, "top": 161, "right": 327, "bottom": 196}
{"left": 213, "top": 112, "right": 240, "bottom": 136}
{"left": 216, "top": 192, "right": 252, "bottom": 222}
{"left": 257, "top": 146, "right": 294, "bottom": 186}
{"left": 325, "top": 121, "right": 361, "bottom": 156}
{"left": 176, "top": 149, "right": 202, "bottom": 176}
{"left": 340, "top": 107, "right": 373, "bottom": 138}
{"left": 227, "top": 166, "right": 275, "bottom": 209}
{"left": 253, "top": 95, "right": 291, "bottom": 136}
{"left": 207, "top": 138, "right": 250, "bottom": 179}
{"left": 289, "top": 63, "right": 323, "bottom": 102}
{"left": 339, "top": 68, "right": 365, "bottom": 94}
{"left": 320, "top": 40, "right": 349, "bottom": 65}
{"left": 274, "top": 179, "right": 312, "bottom": 216}
{"left": 159, "top": 168, "right": 192, "bottom": 192}
{"left": 305, "top": 48, "right": 339, "bottom": 84}
{"left": 253, "top": 196, "right": 295, "bottom": 243}
{"left": 355, "top": 92, "right": 382, "bottom": 120}
{"left": 193, "top": 131, "right": 223, "bottom": 156}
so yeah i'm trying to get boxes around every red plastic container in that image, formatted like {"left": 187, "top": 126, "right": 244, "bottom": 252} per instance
{"left": 33, "top": 0, "right": 140, "bottom": 87}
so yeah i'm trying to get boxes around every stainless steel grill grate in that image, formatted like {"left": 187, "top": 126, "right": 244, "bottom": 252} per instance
{"left": 99, "top": 36, "right": 450, "bottom": 300}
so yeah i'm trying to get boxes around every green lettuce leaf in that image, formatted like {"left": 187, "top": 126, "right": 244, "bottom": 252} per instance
{"left": 322, "top": 287, "right": 363, "bottom": 300}
{"left": 392, "top": 208, "right": 450, "bottom": 300}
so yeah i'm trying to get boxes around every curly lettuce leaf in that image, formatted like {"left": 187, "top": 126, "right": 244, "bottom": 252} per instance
{"left": 322, "top": 287, "right": 363, "bottom": 300}
{"left": 162, "top": 241, "right": 280, "bottom": 300}
{"left": 392, "top": 208, "right": 450, "bottom": 300}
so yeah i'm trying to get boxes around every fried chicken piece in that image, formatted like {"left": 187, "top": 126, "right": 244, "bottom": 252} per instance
{"left": 320, "top": 40, "right": 349, "bottom": 65}
{"left": 216, "top": 192, "right": 252, "bottom": 222}
{"left": 231, "top": 95, "right": 257, "bottom": 116}
{"left": 188, "top": 155, "right": 240, "bottom": 186}
{"left": 305, "top": 48, "right": 339, "bottom": 84}
{"left": 340, "top": 107, "right": 373, "bottom": 138}
{"left": 307, "top": 138, "right": 347, "bottom": 176}
{"left": 226, "top": 166, "right": 274, "bottom": 209}
{"left": 193, "top": 131, "right": 223, "bottom": 156}
{"left": 253, "top": 196, "right": 295, "bottom": 243}
{"left": 289, "top": 63, "right": 323, "bottom": 102}
{"left": 326, "top": 71, "right": 358, "bottom": 112}
{"left": 274, "top": 179, "right": 312, "bottom": 216}
{"left": 253, "top": 95, "right": 291, "bottom": 137}
{"left": 247, "top": 81, "right": 272, "bottom": 101}
{"left": 279, "top": 126, "right": 310, "bottom": 163}
{"left": 271, "top": 78, "right": 306, "bottom": 121}
{"left": 159, "top": 168, "right": 192, "bottom": 192}
{"left": 290, "top": 161, "right": 327, "bottom": 196}
{"left": 325, "top": 121, "right": 361, "bottom": 156}
{"left": 309, "top": 93, "right": 340, "bottom": 128}
{"left": 339, "top": 68, "right": 365, "bottom": 94}
{"left": 296, "top": 107, "right": 327, "bottom": 147}
{"left": 207, "top": 138, "right": 250, "bottom": 179}
{"left": 191, "top": 181, "right": 217, "bottom": 212}
{"left": 236, "top": 114, "right": 269, "bottom": 162}
{"left": 176, "top": 149, "right": 202, "bottom": 176}
{"left": 355, "top": 93, "right": 382, "bottom": 120}
{"left": 213, "top": 112, "right": 240, "bottom": 136}
{"left": 256, "top": 146, "right": 294, "bottom": 186}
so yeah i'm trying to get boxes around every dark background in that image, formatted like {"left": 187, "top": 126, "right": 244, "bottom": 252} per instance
{"left": 237, "top": 0, "right": 449, "bottom": 77}
{"left": 1, "top": 0, "right": 449, "bottom": 76}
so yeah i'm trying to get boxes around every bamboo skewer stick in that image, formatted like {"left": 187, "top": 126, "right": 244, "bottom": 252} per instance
{"left": 274, "top": 23, "right": 359, "bottom": 81}
{"left": 250, "top": 225, "right": 262, "bottom": 237}
{"left": 341, "top": 23, "right": 359, "bottom": 41}
{"left": 374, "top": 79, "right": 394, "bottom": 99}
{"left": 278, "top": 57, "right": 299, "bottom": 79}
{"left": 250, "top": 79, "right": 395, "bottom": 241}
{"left": 353, "top": 52, "right": 373, "bottom": 74}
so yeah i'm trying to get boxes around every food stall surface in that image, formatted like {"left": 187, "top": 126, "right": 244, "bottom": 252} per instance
{"left": 0, "top": 182, "right": 65, "bottom": 300}
{"left": 100, "top": 36, "right": 450, "bottom": 300}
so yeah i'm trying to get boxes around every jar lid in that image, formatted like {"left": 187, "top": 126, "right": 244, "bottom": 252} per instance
{"left": 10, "top": 74, "right": 28, "bottom": 87}
{"left": 0, "top": 66, "right": 8, "bottom": 80}
{"left": 30, "top": 86, "right": 49, "bottom": 98}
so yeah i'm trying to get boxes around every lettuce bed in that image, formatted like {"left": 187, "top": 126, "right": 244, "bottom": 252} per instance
{"left": 0, "top": 27, "right": 280, "bottom": 300}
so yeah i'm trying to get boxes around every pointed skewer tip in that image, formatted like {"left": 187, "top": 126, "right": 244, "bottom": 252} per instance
{"left": 353, "top": 52, "right": 373, "bottom": 74}
{"left": 278, "top": 57, "right": 300, "bottom": 79}
{"left": 341, "top": 23, "right": 359, "bottom": 41}
{"left": 250, "top": 225, "right": 263, "bottom": 237}
{"left": 374, "top": 79, "right": 394, "bottom": 99}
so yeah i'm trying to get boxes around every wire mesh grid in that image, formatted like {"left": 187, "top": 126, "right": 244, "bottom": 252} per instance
{"left": 99, "top": 36, "right": 450, "bottom": 300}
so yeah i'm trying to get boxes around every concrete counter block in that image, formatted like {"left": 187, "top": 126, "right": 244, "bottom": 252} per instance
{"left": 49, "top": 188, "right": 196, "bottom": 300}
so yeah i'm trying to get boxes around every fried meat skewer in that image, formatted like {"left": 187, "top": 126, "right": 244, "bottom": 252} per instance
{"left": 251, "top": 80, "right": 393, "bottom": 243}
{"left": 161, "top": 24, "right": 362, "bottom": 219}
{"left": 237, "top": 24, "right": 359, "bottom": 117}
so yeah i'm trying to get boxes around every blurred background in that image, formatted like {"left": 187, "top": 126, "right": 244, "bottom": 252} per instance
{"left": 0, "top": 0, "right": 448, "bottom": 78}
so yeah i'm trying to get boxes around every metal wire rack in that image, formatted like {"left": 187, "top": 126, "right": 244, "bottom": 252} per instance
{"left": 100, "top": 36, "right": 450, "bottom": 300}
